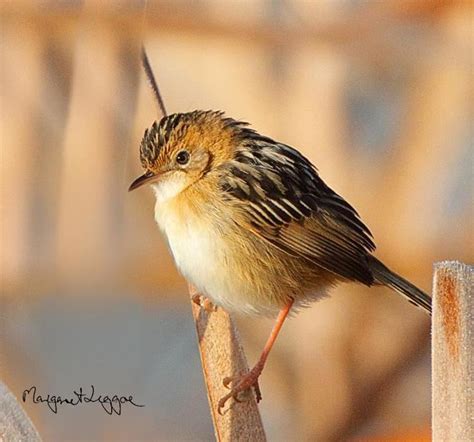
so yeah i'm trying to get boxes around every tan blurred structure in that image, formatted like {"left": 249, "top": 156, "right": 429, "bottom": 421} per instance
{"left": 1, "top": 1, "right": 472, "bottom": 441}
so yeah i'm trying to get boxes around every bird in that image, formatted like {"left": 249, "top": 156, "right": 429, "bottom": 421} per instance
{"left": 129, "top": 109, "right": 431, "bottom": 413}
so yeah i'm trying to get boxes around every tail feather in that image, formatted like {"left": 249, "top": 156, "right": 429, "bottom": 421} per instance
{"left": 368, "top": 256, "right": 431, "bottom": 315}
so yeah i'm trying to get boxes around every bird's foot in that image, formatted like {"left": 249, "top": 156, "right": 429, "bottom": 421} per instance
{"left": 191, "top": 294, "right": 217, "bottom": 313}
{"left": 218, "top": 363, "right": 263, "bottom": 414}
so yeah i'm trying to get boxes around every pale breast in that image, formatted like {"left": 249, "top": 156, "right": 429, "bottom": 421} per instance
{"left": 155, "top": 201, "right": 223, "bottom": 291}
{"left": 154, "top": 198, "right": 286, "bottom": 315}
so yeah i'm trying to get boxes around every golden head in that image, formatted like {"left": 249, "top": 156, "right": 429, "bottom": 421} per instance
{"left": 128, "top": 110, "right": 247, "bottom": 197}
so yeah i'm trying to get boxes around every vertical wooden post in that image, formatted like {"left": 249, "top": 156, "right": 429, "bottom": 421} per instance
{"left": 432, "top": 261, "right": 473, "bottom": 441}
{"left": 189, "top": 285, "right": 266, "bottom": 441}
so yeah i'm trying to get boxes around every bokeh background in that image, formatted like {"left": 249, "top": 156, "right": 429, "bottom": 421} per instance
{"left": 1, "top": 1, "right": 472, "bottom": 440}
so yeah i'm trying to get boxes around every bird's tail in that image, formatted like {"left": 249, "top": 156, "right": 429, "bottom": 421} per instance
{"left": 368, "top": 256, "right": 431, "bottom": 315}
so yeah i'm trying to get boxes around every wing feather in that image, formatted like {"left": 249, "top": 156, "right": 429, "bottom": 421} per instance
{"left": 219, "top": 137, "right": 376, "bottom": 285}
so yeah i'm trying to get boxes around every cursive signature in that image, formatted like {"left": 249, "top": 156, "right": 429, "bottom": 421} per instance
{"left": 22, "top": 385, "right": 144, "bottom": 415}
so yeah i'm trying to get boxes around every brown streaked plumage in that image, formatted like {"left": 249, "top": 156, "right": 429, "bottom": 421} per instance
{"left": 129, "top": 109, "right": 431, "bottom": 413}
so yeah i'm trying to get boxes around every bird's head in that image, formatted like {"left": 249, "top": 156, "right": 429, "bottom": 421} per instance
{"left": 128, "top": 110, "right": 244, "bottom": 202}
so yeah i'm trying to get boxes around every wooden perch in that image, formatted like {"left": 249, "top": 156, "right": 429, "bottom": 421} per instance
{"left": 0, "top": 381, "right": 41, "bottom": 441}
{"left": 188, "top": 285, "right": 266, "bottom": 441}
{"left": 432, "top": 261, "right": 473, "bottom": 441}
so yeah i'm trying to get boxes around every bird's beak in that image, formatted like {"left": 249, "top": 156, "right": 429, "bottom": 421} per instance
{"left": 128, "top": 171, "right": 157, "bottom": 192}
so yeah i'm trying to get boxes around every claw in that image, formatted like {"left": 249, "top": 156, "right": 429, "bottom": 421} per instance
{"left": 202, "top": 297, "right": 217, "bottom": 313}
{"left": 254, "top": 381, "right": 262, "bottom": 403}
{"left": 217, "top": 367, "right": 263, "bottom": 414}
{"left": 223, "top": 376, "right": 234, "bottom": 389}
{"left": 218, "top": 393, "right": 232, "bottom": 415}
{"left": 192, "top": 294, "right": 216, "bottom": 313}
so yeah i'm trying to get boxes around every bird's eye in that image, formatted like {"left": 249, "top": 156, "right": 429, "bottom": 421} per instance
{"left": 176, "top": 150, "right": 190, "bottom": 165}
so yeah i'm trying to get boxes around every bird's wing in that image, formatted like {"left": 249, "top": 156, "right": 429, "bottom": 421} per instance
{"left": 218, "top": 136, "right": 376, "bottom": 285}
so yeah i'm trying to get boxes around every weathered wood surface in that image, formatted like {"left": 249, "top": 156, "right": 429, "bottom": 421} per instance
{"left": 189, "top": 285, "right": 266, "bottom": 442}
{"left": 432, "top": 261, "right": 473, "bottom": 442}
{"left": 0, "top": 381, "right": 41, "bottom": 441}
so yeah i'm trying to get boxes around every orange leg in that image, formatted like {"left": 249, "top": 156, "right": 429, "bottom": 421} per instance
{"left": 218, "top": 298, "right": 294, "bottom": 414}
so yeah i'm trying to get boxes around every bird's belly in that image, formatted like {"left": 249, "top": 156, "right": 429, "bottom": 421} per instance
{"left": 155, "top": 204, "right": 281, "bottom": 315}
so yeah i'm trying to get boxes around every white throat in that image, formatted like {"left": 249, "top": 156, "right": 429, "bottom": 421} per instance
{"left": 151, "top": 174, "right": 187, "bottom": 205}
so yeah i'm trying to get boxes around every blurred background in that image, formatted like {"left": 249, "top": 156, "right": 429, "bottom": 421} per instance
{"left": 1, "top": 1, "right": 472, "bottom": 440}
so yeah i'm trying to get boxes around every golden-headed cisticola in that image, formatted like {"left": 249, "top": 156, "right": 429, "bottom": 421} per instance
{"left": 129, "top": 110, "right": 431, "bottom": 412}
